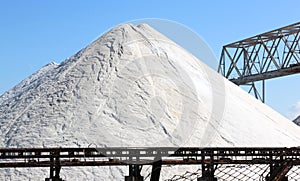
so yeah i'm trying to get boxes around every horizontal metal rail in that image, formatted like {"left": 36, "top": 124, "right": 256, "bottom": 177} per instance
{"left": 0, "top": 147, "right": 299, "bottom": 167}
{"left": 230, "top": 64, "right": 300, "bottom": 85}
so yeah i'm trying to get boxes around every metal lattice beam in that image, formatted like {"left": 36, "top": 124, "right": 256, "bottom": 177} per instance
{"left": 218, "top": 21, "right": 300, "bottom": 102}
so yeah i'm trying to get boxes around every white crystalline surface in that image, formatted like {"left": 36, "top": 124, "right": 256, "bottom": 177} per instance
{"left": 0, "top": 24, "right": 300, "bottom": 180}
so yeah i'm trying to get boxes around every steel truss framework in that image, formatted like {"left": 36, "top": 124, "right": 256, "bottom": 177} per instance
{"left": 1, "top": 147, "right": 300, "bottom": 180}
{"left": 218, "top": 22, "right": 300, "bottom": 102}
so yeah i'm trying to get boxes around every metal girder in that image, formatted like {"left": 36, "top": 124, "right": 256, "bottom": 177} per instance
{"left": 218, "top": 21, "right": 300, "bottom": 102}
{"left": 224, "top": 22, "right": 300, "bottom": 48}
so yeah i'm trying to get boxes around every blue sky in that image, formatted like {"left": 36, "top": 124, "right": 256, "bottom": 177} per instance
{"left": 0, "top": 0, "right": 300, "bottom": 119}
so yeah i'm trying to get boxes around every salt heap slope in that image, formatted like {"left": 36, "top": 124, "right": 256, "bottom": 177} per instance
{"left": 0, "top": 23, "right": 300, "bottom": 180}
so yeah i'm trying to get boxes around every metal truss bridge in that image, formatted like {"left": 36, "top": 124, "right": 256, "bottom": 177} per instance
{"left": 218, "top": 21, "right": 300, "bottom": 102}
{"left": 1, "top": 147, "right": 300, "bottom": 180}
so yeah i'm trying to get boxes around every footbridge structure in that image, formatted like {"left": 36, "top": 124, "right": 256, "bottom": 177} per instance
{"left": 218, "top": 22, "right": 300, "bottom": 102}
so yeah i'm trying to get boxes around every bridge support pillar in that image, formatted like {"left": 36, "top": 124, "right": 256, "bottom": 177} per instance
{"left": 198, "top": 163, "right": 217, "bottom": 181}
{"left": 45, "top": 155, "right": 64, "bottom": 181}
{"left": 125, "top": 164, "right": 143, "bottom": 181}
{"left": 150, "top": 159, "right": 162, "bottom": 181}
{"left": 266, "top": 162, "right": 291, "bottom": 181}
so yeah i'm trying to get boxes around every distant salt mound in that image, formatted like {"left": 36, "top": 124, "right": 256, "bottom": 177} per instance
{"left": 1, "top": 23, "right": 300, "bottom": 180}
{"left": 293, "top": 115, "right": 300, "bottom": 126}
